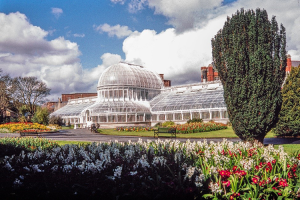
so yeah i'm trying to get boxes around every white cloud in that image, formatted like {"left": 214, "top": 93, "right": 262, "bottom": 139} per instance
{"left": 123, "top": 18, "right": 224, "bottom": 84}
{"left": 73, "top": 33, "right": 85, "bottom": 38}
{"left": 126, "top": 0, "right": 223, "bottom": 32}
{"left": 122, "top": 0, "right": 300, "bottom": 84}
{"left": 94, "top": 23, "right": 133, "bottom": 38}
{"left": 0, "top": 12, "right": 89, "bottom": 100}
{"left": 128, "top": 0, "right": 147, "bottom": 13}
{"left": 110, "top": 0, "right": 126, "bottom": 4}
{"left": 51, "top": 8, "right": 63, "bottom": 19}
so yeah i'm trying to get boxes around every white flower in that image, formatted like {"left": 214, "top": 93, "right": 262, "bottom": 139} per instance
{"left": 185, "top": 166, "right": 195, "bottom": 180}
{"left": 129, "top": 171, "right": 138, "bottom": 176}
{"left": 135, "top": 155, "right": 150, "bottom": 169}
{"left": 13, "top": 178, "right": 22, "bottom": 186}
{"left": 51, "top": 165, "right": 59, "bottom": 172}
{"left": 114, "top": 166, "right": 122, "bottom": 178}
{"left": 63, "top": 165, "right": 72, "bottom": 173}
{"left": 152, "top": 156, "right": 167, "bottom": 167}
{"left": 23, "top": 166, "right": 30, "bottom": 171}
{"left": 209, "top": 182, "right": 222, "bottom": 194}
{"left": 4, "top": 162, "right": 12, "bottom": 170}
{"left": 31, "top": 164, "right": 43, "bottom": 173}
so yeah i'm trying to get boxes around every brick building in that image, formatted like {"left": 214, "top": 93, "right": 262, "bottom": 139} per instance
{"left": 201, "top": 55, "right": 300, "bottom": 83}
{"left": 61, "top": 93, "right": 97, "bottom": 102}
{"left": 201, "top": 64, "right": 219, "bottom": 82}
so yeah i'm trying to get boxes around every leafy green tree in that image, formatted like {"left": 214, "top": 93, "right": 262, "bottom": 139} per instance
{"left": 32, "top": 107, "right": 49, "bottom": 125}
{"left": 211, "top": 8, "right": 287, "bottom": 143}
{"left": 274, "top": 65, "right": 300, "bottom": 137}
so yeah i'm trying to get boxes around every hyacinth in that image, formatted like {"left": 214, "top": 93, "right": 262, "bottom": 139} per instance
{"left": 0, "top": 138, "right": 300, "bottom": 199}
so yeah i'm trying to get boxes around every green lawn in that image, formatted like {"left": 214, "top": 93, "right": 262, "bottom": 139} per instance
{"left": 56, "top": 140, "right": 91, "bottom": 146}
{"left": 98, "top": 126, "right": 275, "bottom": 139}
{"left": 275, "top": 144, "right": 300, "bottom": 155}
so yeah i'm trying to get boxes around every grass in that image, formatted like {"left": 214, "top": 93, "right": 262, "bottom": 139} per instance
{"left": 56, "top": 140, "right": 91, "bottom": 146}
{"left": 98, "top": 126, "right": 275, "bottom": 139}
{"left": 275, "top": 144, "right": 300, "bottom": 155}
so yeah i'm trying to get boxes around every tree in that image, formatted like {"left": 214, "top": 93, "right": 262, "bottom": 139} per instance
{"left": 274, "top": 65, "right": 300, "bottom": 137}
{"left": 10, "top": 76, "right": 51, "bottom": 116}
{"left": 32, "top": 107, "right": 49, "bottom": 125}
{"left": 211, "top": 8, "right": 287, "bottom": 143}
{"left": 0, "top": 69, "right": 12, "bottom": 122}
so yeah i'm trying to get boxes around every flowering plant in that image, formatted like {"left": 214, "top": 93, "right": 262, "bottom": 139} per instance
{"left": 175, "top": 122, "right": 227, "bottom": 134}
{"left": 0, "top": 138, "right": 299, "bottom": 199}
{"left": 115, "top": 126, "right": 155, "bottom": 132}
{"left": 0, "top": 122, "right": 50, "bottom": 133}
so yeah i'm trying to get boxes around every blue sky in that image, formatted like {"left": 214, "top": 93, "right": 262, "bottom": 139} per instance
{"left": 1, "top": 0, "right": 300, "bottom": 100}
{"left": 1, "top": 0, "right": 173, "bottom": 69}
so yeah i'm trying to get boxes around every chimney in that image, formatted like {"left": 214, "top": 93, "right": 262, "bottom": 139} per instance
{"left": 159, "top": 74, "right": 164, "bottom": 80}
{"left": 286, "top": 54, "right": 292, "bottom": 73}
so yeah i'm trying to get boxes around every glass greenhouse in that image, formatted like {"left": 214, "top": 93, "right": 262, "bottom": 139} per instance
{"left": 51, "top": 62, "right": 228, "bottom": 128}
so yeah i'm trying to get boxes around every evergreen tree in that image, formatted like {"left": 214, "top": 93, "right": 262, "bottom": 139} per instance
{"left": 275, "top": 65, "right": 300, "bottom": 137}
{"left": 211, "top": 8, "right": 287, "bottom": 143}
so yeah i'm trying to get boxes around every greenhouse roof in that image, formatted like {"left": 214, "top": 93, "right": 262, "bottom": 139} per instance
{"left": 50, "top": 102, "right": 95, "bottom": 117}
{"left": 150, "top": 87, "right": 226, "bottom": 112}
{"left": 97, "top": 62, "right": 163, "bottom": 89}
{"left": 88, "top": 101, "right": 151, "bottom": 115}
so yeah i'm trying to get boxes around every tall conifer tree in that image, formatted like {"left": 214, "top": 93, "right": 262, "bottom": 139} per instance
{"left": 211, "top": 8, "right": 287, "bottom": 143}
{"left": 275, "top": 65, "right": 300, "bottom": 137}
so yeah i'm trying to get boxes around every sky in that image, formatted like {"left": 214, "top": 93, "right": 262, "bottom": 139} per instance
{"left": 0, "top": 0, "right": 300, "bottom": 101}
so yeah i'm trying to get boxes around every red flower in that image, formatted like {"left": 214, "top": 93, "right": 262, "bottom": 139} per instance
{"left": 232, "top": 166, "right": 237, "bottom": 172}
{"left": 252, "top": 177, "right": 259, "bottom": 184}
{"left": 222, "top": 180, "right": 230, "bottom": 187}
{"left": 272, "top": 160, "right": 276, "bottom": 164}
{"left": 278, "top": 179, "right": 288, "bottom": 187}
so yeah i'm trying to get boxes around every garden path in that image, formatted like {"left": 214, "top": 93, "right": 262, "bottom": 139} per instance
{"left": 1, "top": 128, "right": 300, "bottom": 144}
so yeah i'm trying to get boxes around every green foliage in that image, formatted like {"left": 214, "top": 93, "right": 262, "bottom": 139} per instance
{"left": 32, "top": 107, "right": 49, "bottom": 125}
{"left": 154, "top": 122, "right": 162, "bottom": 127}
{"left": 162, "top": 121, "right": 175, "bottom": 127}
{"left": 49, "top": 115, "right": 63, "bottom": 126}
{"left": 211, "top": 8, "right": 287, "bottom": 143}
{"left": 187, "top": 118, "right": 203, "bottom": 124}
{"left": 275, "top": 65, "right": 300, "bottom": 137}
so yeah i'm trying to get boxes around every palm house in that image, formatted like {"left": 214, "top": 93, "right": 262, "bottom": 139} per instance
{"left": 51, "top": 62, "right": 228, "bottom": 128}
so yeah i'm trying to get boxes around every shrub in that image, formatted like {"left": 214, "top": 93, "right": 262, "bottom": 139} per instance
{"left": 187, "top": 118, "right": 203, "bottom": 124}
{"left": 154, "top": 122, "right": 162, "bottom": 127}
{"left": 49, "top": 116, "right": 63, "bottom": 126}
{"left": 162, "top": 121, "right": 175, "bottom": 127}
{"left": 32, "top": 107, "right": 49, "bottom": 125}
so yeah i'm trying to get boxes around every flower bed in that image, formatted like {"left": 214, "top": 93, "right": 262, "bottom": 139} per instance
{"left": 0, "top": 138, "right": 299, "bottom": 199}
{"left": 0, "top": 122, "right": 50, "bottom": 133}
{"left": 115, "top": 126, "right": 155, "bottom": 132}
{"left": 175, "top": 122, "right": 227, "bottom": 134}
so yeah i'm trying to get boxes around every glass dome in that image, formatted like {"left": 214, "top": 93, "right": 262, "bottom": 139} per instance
{"left": 98, "top": 62, "right": 164, "bottom": 89}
